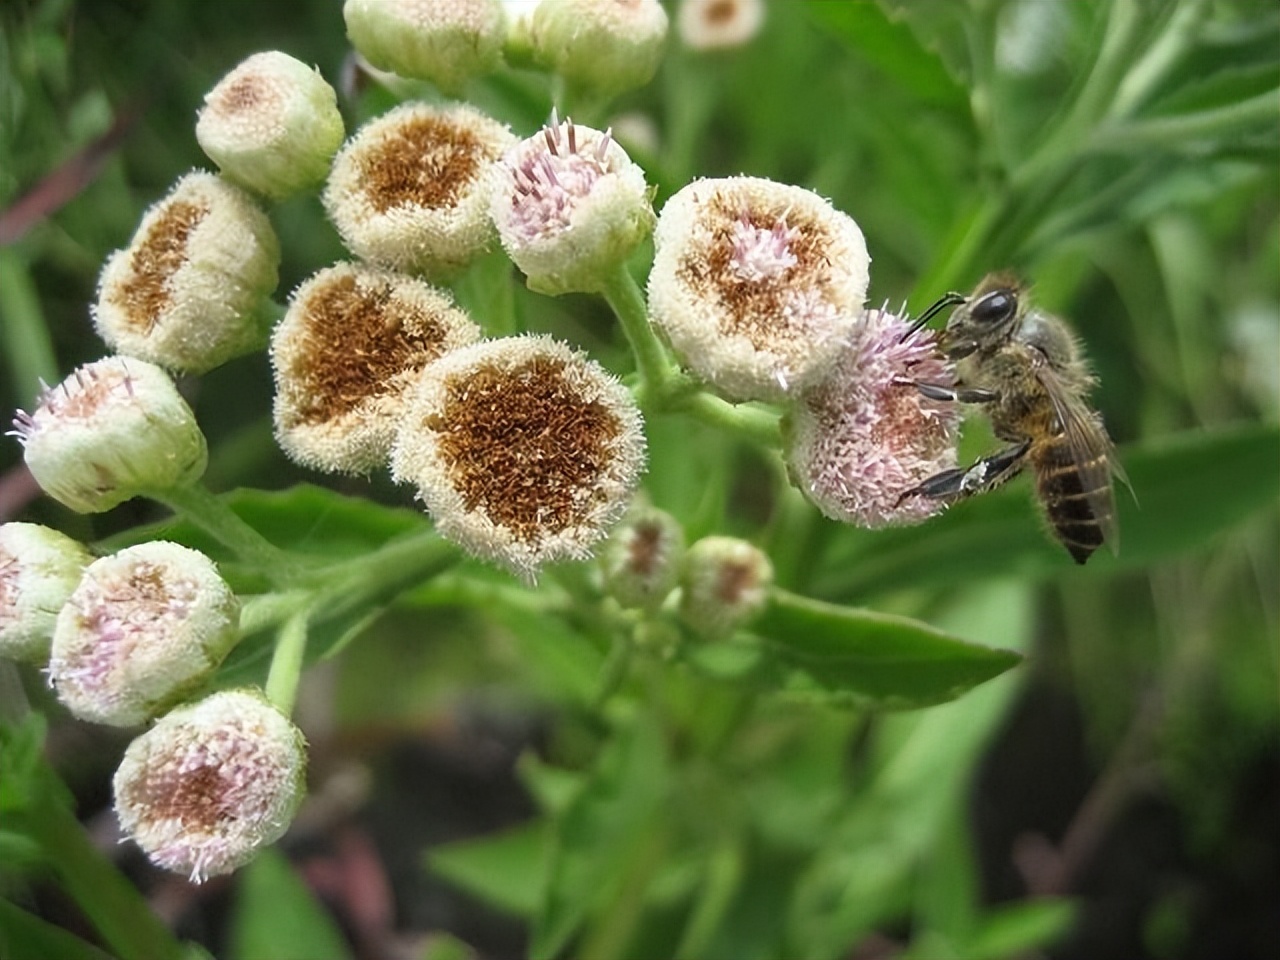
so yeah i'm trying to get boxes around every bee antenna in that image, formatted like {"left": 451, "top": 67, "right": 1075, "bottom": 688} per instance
{"left": 900, "top": 291, "right": 966, "bottom": 342}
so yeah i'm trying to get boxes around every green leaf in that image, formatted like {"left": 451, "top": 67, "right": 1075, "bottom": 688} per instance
{"left": 229, "top": 848, "right": 352, "bottom": 960}
{"left": 0, "top": 714, "right": 48, "bottom": 813}
{"left": 748, "top": 590, "right": 1022, "bottom": 709}
{"left": 817, "top": 424, "right": 1280, "bottom": 597}
{"left": 0, "top": 898, "right": 117, "bottom": 960}
{"left": 962, "top": 898, "right": 1078, "bottom": 959}
{"left": 427, "top": 821, "right": 548, "bottom": 918}
{"left": 808, "top": 1, "right": 968, "bottom": 108}
{"left": 101, "top": 484, "right": 430, "bottom": 562}
{"left": 532, "top": 720, "right": 670, "bottom": 960}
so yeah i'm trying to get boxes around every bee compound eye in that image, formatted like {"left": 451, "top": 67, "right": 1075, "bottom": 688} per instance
{"left": 971, "top": 289, "right": 1016, "bottom": 325}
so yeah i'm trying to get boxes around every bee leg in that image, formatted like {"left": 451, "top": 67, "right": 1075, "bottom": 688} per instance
{"left": 910, "top": 382, "right": 1000, "bottom": 404}
{"left": 898, "top": 439, "right": 1031, "bottom": 505}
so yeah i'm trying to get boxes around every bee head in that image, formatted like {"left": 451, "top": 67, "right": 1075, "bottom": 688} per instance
{"left": 942, "top": 274, "right": 1025, "bottom": 356}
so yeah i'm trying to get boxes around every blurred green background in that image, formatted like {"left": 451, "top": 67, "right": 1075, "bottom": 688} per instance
{"left": 1, "top": 1, "right": 1276, "bottom": 959}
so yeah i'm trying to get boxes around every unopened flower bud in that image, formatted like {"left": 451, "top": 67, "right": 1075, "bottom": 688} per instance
{"left": 647, "top": 176, "right": 870, "bottom": 402}
{"left": 324, "top": 103, "right": 515, "bottom": 276}
{"left": 344, "top": 0, "right": 506, "bottom": 93}
{"left": 679, "top": 536, "right": 772, "bottom": 639}
{"left": 491, "top": 116, "right": 653, "bottom": 296}
{"left": 678, "top": 0, "right": 764, "bottom": 50}
{"left": 391, "top": 335, "right": 647, "bottom": 580}
{"left": 196, "top": 51, "right": 345, "bottom": 201}
{"left": 0, "top": 523, "right": 94, "bottom": 663}
{"left": 113, "top": 688, "right": 306, "bottom": 882}
{"left": 528, "top": 0, "right": 668, "bottom": 97}
{"left": 600, "top": 503, "right": 684, "bottom": 610}
{"left": 49, "top": 542, "right": 240, "bottom": 727}
{"left": 12, "top": 358, "right": 207, "bottom": 514}
{"left": 271, "top": 263, "right": 482, "bottom": 473}
{"left": 785, "top": 307, "right": 960, "bottom": 527}
{"left": 93, "top": 172, "right": 280, "bottom": 374}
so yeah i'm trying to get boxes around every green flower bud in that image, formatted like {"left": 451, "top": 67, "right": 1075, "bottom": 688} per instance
{"left": 49, "top": 542, "right": 240, "bottom": 727}
{"left": 491, "top": 116, "right": 654, "bottom": 296}
{"left": 528, "top": 0, "right": 668, "bottom": 97}
{"left": 600, "top": 503, "right": 684, "bottom": 610}
{"left": 324, "top": 103, "right": 515, "bottom": 276}
{"left": 648, "top": 176, "right": 870, "bottom": 402}
{"left": 271, "top": 262, "right": 481, "bottom": 474}
{"left": 0, "top": 523, "right": 94, "bottom": 663}
{"left": 390, "top": 335, "right": 647, "bottom": 581}
{"left": 113, "top": 688, "right": 306, "bottom": 882}
{"left": 93, "top": 172, "right": 280, "bottom": 374}
{"left": 13, "top": 357, "right": 208, "bottom": 514}
{"left": 344, "top": 0, "right": 506, "bottom": 94}
{"left": 679, "top": 535, "right": 772, "bottom": 639}
{"left": 196, "top": 51, "right": 345, "bottom": 201}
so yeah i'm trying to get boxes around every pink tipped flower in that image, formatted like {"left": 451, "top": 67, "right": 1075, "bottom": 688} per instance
{"left": 0, "top": 523, "right": 94, "bottom": 664}
{"left": 113, "top": 689, "right": 306, "bottom": 882}
{"left": 647, "top": 176, "right": 870, "bottom": 402}
{"left": 785, "top": 307, "right": 961, "bottom": 528}
{"left": 49, "top": 542, "right": 240, "bottom": 727}
{"left": 490, "top": 114, "right": 653, "bottom": 296}
{"left": 12, "top": 357, "right": 207, "bottom": 514}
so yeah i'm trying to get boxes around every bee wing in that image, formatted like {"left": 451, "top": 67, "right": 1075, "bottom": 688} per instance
{"left": 1036, "top": 365, "right": 1123, "bottom": 553}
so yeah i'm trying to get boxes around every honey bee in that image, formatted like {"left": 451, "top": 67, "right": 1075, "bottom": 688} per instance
{"left": 899, "top": 273, "right": 1128, "bottom": 564}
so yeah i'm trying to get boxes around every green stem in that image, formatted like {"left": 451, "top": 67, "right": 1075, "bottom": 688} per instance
{"left": 265, "top": 609, "right": 309, "bottom": 716}
{"left": 238, "top": 590, "right": 314, "bottom": 637}
{"left": 311, "top": 529, "right": 461, "bottom": 620}
{"left": 600, "top": 263, "right": 674, "bottom": 401}
{"left": 145, "top": 483, "right": 303, "bottom": 582}
{"left": 675, "top": 392, "right": 782, "bottom": 448}
{"left": 1089, "top": 89, "right": 1280, "bottom": 152}
{"left": 1108, "top": 0, "right": 1210, "bottom": 120}
{"left": 17, "top": 793, "right": 183, "bottom": 960}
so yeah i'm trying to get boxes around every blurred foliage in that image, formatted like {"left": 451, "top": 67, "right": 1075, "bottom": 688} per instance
{"left": 0, "top": 1, "right": 1277, "bottom": 959}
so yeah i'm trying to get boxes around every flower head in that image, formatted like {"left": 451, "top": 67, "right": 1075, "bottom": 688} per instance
{"left": 678, "top": 0, "right": 765, "bottom": 50}
{"left": 113, "top": 689, "right": 306, "bottom": 882}
{"left": 679, "top": 536, "right": 772, "bottom": 639}
{"left": 785, "top": 307, "right": 960, "bottom": 528}
{"left": 271, "top": 263, "right": 482, "bottom": 474}
{"left": 344, "top": 0, "right": 506, "bottom": 94}
{"left": 600, "top": 502, "right": 684, "bottom": 610}
{"left": 390, "top": 335, "right": 647, "bottom": 580}
{"left": 49, "top": 541, "right": 240, "bottom": 727}
{"left": 647, "top": 177, "right": 870, "bottom": 402}
{"left": 93, "top": 172, "right": 280, "bottom": 374}
{"left": 196, "top": 51, "right": 345, "bottom": 201}
{"left": 12, "top": 357, "right": 207, "bottom": 514}
{"left": 528, "top": 0, "right": 668, "bottom": 97}
{"left": 0, "top": 523, "right": 94, "bottom": 664}
{"left": 324, "top": 103, "right": 515, "bottom": 276}
{"left": 490, "top": 115, "right": 653, "bottom": 295}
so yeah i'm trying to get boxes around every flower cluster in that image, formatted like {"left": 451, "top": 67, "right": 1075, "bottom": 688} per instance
{"left": 3, "top": 0, "right": 969, "bottom": 888}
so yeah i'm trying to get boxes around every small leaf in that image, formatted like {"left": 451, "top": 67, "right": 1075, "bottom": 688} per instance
{"left": 229, "top": 848, "right": 351, "bottom": 960}
{"left": 101, "top": 484, "right": 430, "bottom": 561}
{"left": 427, "top": 821, "right": 548, "bottom": 918}
{"left": 532, "top": 720, "right": 670, "bottom": 960}
{"left": 0, "top": 898, "right": 116, "bottom": 960}
{"left": 748, "top": 590, "right": 1022, "bottom": 709}
{"left": 962, "top": 898, "right": 1078, "bottom": 959}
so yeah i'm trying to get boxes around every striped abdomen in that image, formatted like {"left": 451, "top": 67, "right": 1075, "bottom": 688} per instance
{"left": 1030, "top": 434, "right": 1108, "bottom": 564}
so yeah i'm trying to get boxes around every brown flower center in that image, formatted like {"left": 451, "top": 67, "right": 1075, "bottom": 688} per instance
{"left": 284, "top": 273, "right": 449, "bottom": 425}
{"left": 359, "top": 115, "right": 483, "bottom": 212}
{"left": 428, "top": 357, "right": 622, "bottom": 541}
{"left": 114, "top": 200, "right": 210, "bottom": 332}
